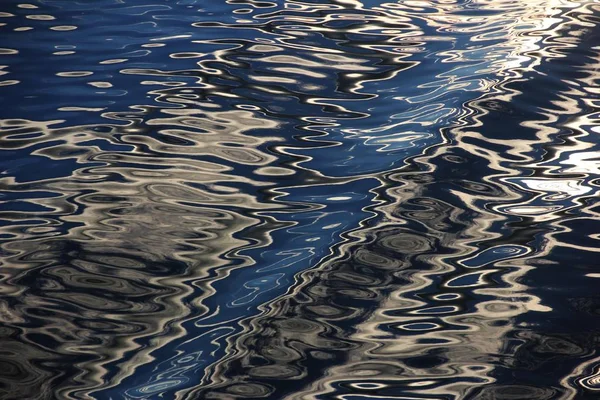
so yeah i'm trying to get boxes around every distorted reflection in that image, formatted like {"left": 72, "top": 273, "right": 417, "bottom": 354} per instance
{"left": 1, "top": 0, "right": 600, "bottom": 399}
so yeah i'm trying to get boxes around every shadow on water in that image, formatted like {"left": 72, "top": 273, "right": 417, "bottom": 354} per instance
{"left": 1, "top": 0, "right": 600, "bottom": 399}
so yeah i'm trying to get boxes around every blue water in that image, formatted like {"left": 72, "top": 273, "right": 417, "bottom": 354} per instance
{"left": 2, "top": 0, "right": 600, "bottom": 399}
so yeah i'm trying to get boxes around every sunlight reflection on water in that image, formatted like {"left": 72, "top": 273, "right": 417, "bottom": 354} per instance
{"left": 1, "top": 0, "right": 600, "bottom": 399}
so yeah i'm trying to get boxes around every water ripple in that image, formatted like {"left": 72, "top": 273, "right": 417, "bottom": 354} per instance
{"left": 1, "top": 0, "right": 600, "bottom": 399}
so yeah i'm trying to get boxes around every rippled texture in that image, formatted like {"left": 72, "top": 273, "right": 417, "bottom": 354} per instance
{"left": 1, "top": 0, "right": 600, "bottom": 399}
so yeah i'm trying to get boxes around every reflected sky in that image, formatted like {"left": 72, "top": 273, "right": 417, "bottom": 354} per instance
{"left": 1, "top": 0, "right": 600, "bottom": 399}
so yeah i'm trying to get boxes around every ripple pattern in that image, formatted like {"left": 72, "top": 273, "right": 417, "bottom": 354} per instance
{"left": 2, "top": 0, "right": 600, "bottom": 399}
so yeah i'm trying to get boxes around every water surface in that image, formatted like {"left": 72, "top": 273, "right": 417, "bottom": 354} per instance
{"left": 1, "top": 0, "right": 600, "bottom": 399}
